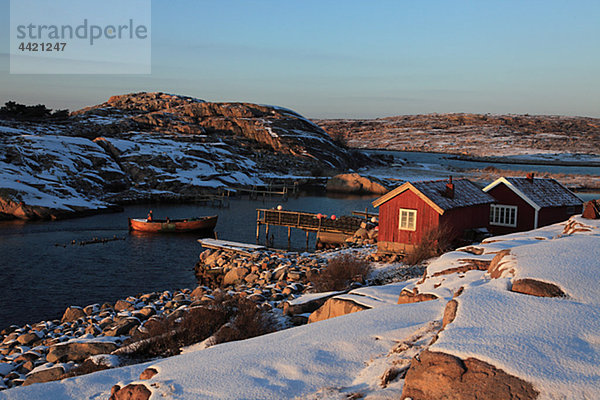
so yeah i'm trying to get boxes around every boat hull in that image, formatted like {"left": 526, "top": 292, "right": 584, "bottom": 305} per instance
{"left": 128, "top": 216, "right": 218, "bottom": 233}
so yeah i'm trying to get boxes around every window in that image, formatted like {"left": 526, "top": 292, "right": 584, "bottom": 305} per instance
{"left": 490, "top": 204, "right": 517, "bottom": 227}
{"left": 399, "top": 208, "right": 417, "bottom": 231}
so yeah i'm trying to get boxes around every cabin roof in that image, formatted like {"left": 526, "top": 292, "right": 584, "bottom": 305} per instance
{"left": 372, "top": 178, "right": 494, "bottom": 214}
{"left": 483, "top": 177, "right": 583, "bottom": 210}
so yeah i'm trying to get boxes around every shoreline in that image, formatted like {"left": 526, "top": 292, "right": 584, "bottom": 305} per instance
{"left": 0, "top": 244, "right": 406, "bottom": 390}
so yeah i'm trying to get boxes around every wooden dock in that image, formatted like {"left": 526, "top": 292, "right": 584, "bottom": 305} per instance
{"left": 352, "top": 209, "right": 379, "bottom": 220}
{"left": 193, "top": 191, "right": 231, "bottom": 207}
{"left": 256, "top": 208, "right": 365, "bottom": 250}
{"left": 228, "top": 182, "right": 299, "bottom": 201}
{"left": 198, "top": 238, "right": 266, "bottom": 255}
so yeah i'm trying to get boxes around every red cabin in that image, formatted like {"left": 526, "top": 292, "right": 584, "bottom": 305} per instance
{"left": 483, "top": 174, "right": 583, "bottom": 235}
{"left": 372, "top": 178, "right": 494, "bottom": 254}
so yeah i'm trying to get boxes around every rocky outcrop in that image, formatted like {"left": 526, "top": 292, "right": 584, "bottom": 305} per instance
{"left": 109, "top": 383, "right": 151, "bottom": 400}
{"left": 75, "top": 92, "right": 351, "bottom": 170}
{"left": 46, "top": 342, "right": 119, "bottom": 363}
{"left": 511, "top": 278, "right": 567, "bottom": 298}
{"left": 61, "top": 306, "right": 86, "bottom": 323}
{"left": 442, "top": 299, "right": 458, "bottom": 329}
{"left": 22, "top": 365, "right": 66, "bottom": 386}
{"left": 582, "top": 200, "right": 600, "bottom": 219}
{"left": 397, "top": 288, "right": 438, "bottom": 304}
{"left": 282, "top": 292, "right": 342, "bottom": 317}
{"left": 326, "top": 173, "right": 388, "bottom": 194}
{"left": 139, "top": 368, "right": 158, "bottom": 380}
{"left": 431, "top": 258, "right": 491, "bottom": 277}
{"left": 402, "top": 350, "right": 539, "bottom": 400}
{"left": 307, "top": 298, "right": 369, "bottom": 323}
{"left": 487, "top": 249, "right": 513, "bottom": 279}
{"left": 0, "top": 92, "right": 357, "bottom": 220}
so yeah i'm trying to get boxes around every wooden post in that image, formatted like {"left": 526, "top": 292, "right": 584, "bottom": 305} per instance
{"left": 256, "top": 210, "right": 260, "bottom": 244}
{"left": 265, "top": 223, "right": 270, "bottom": 245}
{"left": 287, "top": 226, "right": 291, "bottom": 250}
{"left": 306, "top": 230, "right": 309, "bottom": 251}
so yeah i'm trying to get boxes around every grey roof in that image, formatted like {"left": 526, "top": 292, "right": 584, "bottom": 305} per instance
{"left": 410, "top": 179, "right": 495, "bottom": 211}
{"left": 499, "top": 177, "right": 583, "bottom": 208}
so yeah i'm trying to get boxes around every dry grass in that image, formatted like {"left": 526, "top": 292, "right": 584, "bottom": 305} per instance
{"left": 311, "top": 254, "right": 371, "bottom": 292}
{"left": 214, "top": 298, "right": 275, "bottom": 344}
{"left": 404, "top": 224, "right": 454, "bottom": 266}
{"left": 121, "top": 293, "right": 275, "bottom": 360}
{"left": 59, "top": 359, "right": 110, "bottom": 379}
{"left": 124, "top": 306, "right": 228, "bottom": 359}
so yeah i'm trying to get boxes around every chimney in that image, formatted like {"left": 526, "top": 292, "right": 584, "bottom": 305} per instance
{"left": 445, "top": 176, "right": 455, "bottom": 198}
{"left": 526, "top": 172, "right": 535, "bottom": 182}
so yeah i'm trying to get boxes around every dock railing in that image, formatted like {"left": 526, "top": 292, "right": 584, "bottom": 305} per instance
{"left": 256, "top": 208, "right": 365, "bottom": 250}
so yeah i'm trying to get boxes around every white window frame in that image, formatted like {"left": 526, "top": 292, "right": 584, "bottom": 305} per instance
{"left": 490, "top": 204, "right": 518, "bottom": 227}
{"left": 398, "top": 208, "right": 417, "bottom": 231}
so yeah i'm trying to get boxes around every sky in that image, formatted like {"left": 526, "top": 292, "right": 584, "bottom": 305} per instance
{"left": 0, "top": 0, "right": 599, "bottom": 118}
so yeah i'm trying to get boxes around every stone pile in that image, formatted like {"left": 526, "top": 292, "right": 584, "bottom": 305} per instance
{"left": 345, "top": 222, "right": 378, "bottom": 246}
{"left": 0, "top": 288, "right": 202, "bottom": 390}
{"left": 194, "top": 248, "right": 329, "bottom": 303}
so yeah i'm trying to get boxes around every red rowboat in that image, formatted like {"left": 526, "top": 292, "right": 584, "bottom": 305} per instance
{"left": 128, "top": 216, "right": 218, "bottom": 233}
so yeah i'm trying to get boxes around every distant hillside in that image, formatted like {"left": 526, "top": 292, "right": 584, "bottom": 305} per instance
{"left": 315, "top": 113, "right": 600, "bottom": 156}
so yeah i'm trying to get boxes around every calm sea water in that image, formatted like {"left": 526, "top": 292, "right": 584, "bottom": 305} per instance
{"left": 0, "top": 196, "right": 378, "bottom": 329}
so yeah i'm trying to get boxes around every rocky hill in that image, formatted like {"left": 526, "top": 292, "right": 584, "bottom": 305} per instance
{"left": 316, "top": 113, "right": 600, "bottom": 156}
{"left": 0, "top": 92, "right": 356, "bottom": 220}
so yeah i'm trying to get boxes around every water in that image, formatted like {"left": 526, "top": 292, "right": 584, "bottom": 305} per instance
{"left": 367, "top": 150, "right": 600, "bottom": 176}
{"left": 0, "top": 196, "right": 378, "bottom": 329}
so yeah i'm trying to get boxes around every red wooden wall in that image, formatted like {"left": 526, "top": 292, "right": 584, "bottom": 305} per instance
{"left": 539, "top": 205, "right": 583, "bottom": 227}
{"left": 486, "top": 183, "right": 535, "bottom": 235}
{"left": 378, "top": 190, "right": 439, "bottom": 247}
{"left": 441, "top": 203, "right": 490, "bottom": 239}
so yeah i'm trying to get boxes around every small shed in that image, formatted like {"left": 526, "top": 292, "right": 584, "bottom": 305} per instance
{"left": 483, "top": 174, "right": 583, "bottom": 235}
{"left": 372, "top": 178, "right": 494, "bottom": 254}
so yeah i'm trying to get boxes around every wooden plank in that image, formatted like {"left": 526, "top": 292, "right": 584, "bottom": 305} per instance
{"left": 198, "top": 238, "right": 266, "bottom": 254}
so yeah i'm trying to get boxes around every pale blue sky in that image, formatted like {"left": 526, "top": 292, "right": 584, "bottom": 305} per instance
{"left": 1, "top": 0, "right": 599, "bottom": 118}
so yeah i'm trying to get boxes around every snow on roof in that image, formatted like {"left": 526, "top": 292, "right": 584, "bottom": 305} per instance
{"left": 373, "top": 178, "right": 494, "bottom": 214}
{"left": 484, "top": 177, "right": 583, "bottom": 209}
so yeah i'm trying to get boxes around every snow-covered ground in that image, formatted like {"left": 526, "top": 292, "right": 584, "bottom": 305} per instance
{"left": 2, "top": 216, "right": 598, "bottom": 399}
{"left": 0, "top": 301, "right": 444, "bottom": 399}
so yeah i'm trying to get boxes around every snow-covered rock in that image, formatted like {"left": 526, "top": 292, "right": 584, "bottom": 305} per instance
{"left": 400, "top": 216, "right": 600, "bottom": 399}
{"left": 0, "top": 92, "right": 355, "bottom": 220}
